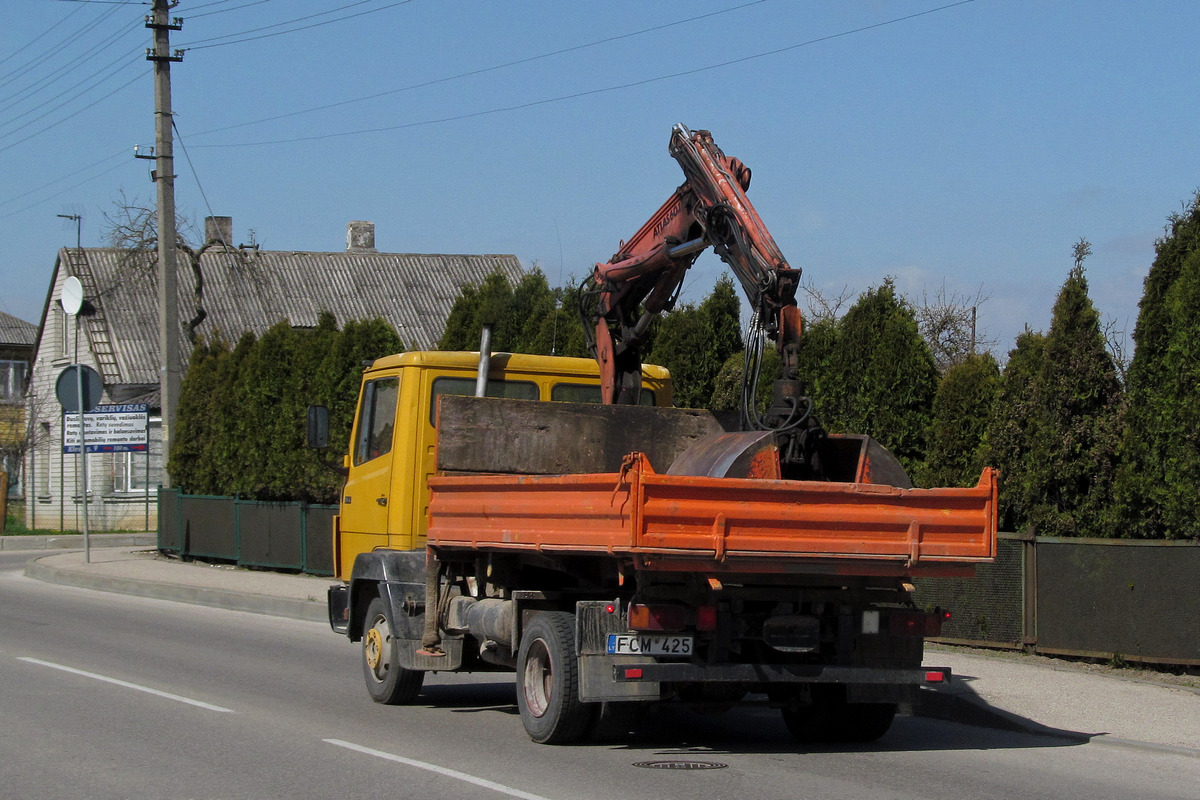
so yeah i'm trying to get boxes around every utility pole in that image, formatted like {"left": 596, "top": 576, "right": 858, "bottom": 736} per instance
{"left": 146, "top": 0, "right": 182, "bottom": 488}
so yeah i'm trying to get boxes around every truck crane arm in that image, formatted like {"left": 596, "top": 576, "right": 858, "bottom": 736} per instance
{"left": 584, "top": 124, "right": 823, "bottom": 476}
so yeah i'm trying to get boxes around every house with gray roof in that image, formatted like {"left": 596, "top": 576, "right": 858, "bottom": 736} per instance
{"left": 1, "top": 310, "right": 37, "bottom": 503}
{"left": 24, "top": 219, "right": 523, "bottom": 531}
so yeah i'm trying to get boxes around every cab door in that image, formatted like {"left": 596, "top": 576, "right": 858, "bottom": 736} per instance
{"left": 338, "top": 375, "right": 400, "bottom": 559}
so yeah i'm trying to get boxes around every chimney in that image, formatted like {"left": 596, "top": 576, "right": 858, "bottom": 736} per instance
{"left": 204, "top": 216, "right": 233, "bottom": 246}
{"left": 346, "top": 221, "right": 376, "bottom": 252}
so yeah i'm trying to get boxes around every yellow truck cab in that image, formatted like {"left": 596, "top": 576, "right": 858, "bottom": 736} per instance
{"left": 333, "top": 351, "right": 672, "bottom": 579}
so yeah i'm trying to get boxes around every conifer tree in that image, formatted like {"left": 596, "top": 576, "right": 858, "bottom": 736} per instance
{"left": 990, "top": 242, "right": 1124, "bottom": 536}
{"left": 986, "top": 329, "right": 1047, "bottom": 531}
{"left": 820, "top": 280, "right": 938, "bottom": 473}
{"left": 919, "top": 353, "right": 1001, "bottom": 489}
{"left": 1024, "top": 242, "right": 1123, "bottom": 536}
{"left": 1116, "top": 193, "right": 1200, "bottom": 538}
{"left": 645, "top": 275, "right": 743, "bottom": 408}
{"left": 169, "top": 338, "right": 227, "bottom": 494}
{"left": 211, "top": 331, "right": 258, "bottom": 494}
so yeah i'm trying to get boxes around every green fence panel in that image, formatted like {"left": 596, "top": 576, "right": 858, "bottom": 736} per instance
{"left": 157, "top": 488, "right": 182, "bottom": 554}
{"left": 1036, "top": 538, "right": 1200, "bottom": 664}
{"left": 238, "top": 501, "right": 304, "bottom": 570}
{"left": 913, "top": 534, "right": 1024, "bottom": 647}
{"left": 303, "top": 505, "right": 336, "bottom": 576}
{"left": 180, "top": 495, "right": 238, "bottom": 561}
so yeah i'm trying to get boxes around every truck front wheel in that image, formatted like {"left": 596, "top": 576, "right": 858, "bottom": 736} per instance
{"left": 516, "top": 611, "right": 593, "bottom": 744}
{"left": 362, "top": 596, "right": 425, "bottom": 705}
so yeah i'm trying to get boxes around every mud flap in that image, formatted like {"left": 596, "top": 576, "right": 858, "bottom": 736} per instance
{"left": 576, "top": 600, "right": 658, "bottom": 703}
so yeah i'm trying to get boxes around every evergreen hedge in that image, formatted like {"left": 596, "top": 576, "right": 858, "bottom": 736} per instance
{"left": 170, "top": 313, "right": 402, "bottom": 503}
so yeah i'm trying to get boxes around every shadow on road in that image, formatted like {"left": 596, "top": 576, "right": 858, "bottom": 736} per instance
{"left": 411, "top": 674, "right": 1101, "bottom": 753}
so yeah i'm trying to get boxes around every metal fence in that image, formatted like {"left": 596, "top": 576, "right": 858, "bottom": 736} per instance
{"left": 158, "top": 491, "right": 1200, "bottom": 666}
{"left": 915, "top": 533, "right": 1200, "bottom": 666}
{"left": 157, "top": 489, "right": 336, "bottom": 576}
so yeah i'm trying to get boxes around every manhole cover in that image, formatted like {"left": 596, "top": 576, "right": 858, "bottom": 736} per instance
{"left": 632, "top": 760, "right": 728, "bottom": 771}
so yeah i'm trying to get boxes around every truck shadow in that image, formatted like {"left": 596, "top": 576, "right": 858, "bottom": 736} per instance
{"left": 605, "top": 703, "right": 1097, "bottom": 755}
{"left": 413, "top": 676, "right": 1102, "bottom": 753}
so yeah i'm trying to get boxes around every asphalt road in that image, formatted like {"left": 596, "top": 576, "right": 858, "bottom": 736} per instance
{"left": 2, "top": 550, "right": 1196, "bottom": 800}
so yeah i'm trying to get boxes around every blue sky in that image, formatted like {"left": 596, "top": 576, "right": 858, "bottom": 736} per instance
{"left": 3, "top": 1, "right": 1198, "bottom": 362}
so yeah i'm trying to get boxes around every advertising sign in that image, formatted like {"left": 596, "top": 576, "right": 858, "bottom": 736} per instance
{"left": 63, "top": 403, "right": 150, "bottom": 454}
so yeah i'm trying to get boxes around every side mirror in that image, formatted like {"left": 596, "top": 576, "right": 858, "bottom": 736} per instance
{"left": 307, "top": 405, "right": 329, "bottom": 449}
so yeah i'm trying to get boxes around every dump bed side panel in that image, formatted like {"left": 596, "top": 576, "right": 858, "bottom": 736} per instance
{"left": 427, "top": 458, "right": 998, "bottom": 574}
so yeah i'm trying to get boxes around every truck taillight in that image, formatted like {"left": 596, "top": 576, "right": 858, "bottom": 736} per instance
{"left": 696, "top": 605, "right": 718, "bottom": 631}
{"left": 888, "top": 609, "right": 947, "bottom": 637}
{"left": 628, "top": 603, "right": 685, "bottom": 631}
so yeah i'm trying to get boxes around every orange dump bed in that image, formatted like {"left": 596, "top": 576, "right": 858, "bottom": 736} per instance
{"left": 427, "top": 454, "right": 998, "bottom": 578}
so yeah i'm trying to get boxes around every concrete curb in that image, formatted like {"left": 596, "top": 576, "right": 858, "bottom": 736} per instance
{"left": 1, "top": 533, "right": 156, "bottom": 551}
{"left": 23, "top": 556, "right": 327, "bottom": 623}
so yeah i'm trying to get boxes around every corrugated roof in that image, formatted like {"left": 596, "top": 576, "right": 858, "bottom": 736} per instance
{"left": 68, "top": 247, "right": 523, "bottom": 385}
{"left": 0, "top": 310, "right": 37, "bottom": 347}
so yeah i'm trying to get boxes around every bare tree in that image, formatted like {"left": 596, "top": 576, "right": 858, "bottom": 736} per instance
{"left": 915, "top": 281, "right": 995, "bottom": 372}
{"left": 2, "top": 390, "right": 55, "bottom": 503}
{"left": 102, "top": 193, "right": 255, "bottom": 343}
{"left": 798, "top": 279, "right": 854, "bottom": 323}
{"left": 1101, "top": 316, "right": 1131, "bottom": 385}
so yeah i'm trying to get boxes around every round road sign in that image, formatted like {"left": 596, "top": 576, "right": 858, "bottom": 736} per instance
{"left": 56, "top": 364, "right": 103, "bottom": 413}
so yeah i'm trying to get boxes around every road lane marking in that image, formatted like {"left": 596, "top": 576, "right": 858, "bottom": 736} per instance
{"left": 17, "top": 657, "right": 236, "bottom": 713}
{"left": 324, "top": 738, "right": 556, "bottom": 800}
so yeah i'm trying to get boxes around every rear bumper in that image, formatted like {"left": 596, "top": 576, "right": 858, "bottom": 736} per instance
{"left": 612, "top": 662, "right": 951, "bottom": 686}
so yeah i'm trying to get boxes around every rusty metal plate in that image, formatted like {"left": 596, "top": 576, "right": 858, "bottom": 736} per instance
{"left": 666, "top": 431, "right": 780, "bottom": 479}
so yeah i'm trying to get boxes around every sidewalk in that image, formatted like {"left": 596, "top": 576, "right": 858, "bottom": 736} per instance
{"left": 22, "top": 541, "right": 330, "bottom": 623}
{"left": 19, "top": 542, "right": 1200, "bottom": 754}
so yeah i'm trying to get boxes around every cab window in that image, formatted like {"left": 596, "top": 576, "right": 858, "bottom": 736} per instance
{"left": 550, "top": 382, "right": 657, "bottom": 406}
{"left": 354, "top": 377, "right": 399, "bottom": 465}
{"left": 430, "top": 377, "right": 538, "bottom": 425}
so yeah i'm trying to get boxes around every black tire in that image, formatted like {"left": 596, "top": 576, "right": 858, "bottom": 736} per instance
{"left": 834, "top": 703, "right": 896, "bottom": 742}
{"left": 516, "top": 611, "right": 594, "bottom": 744}
{"left": 362, "top": 596, "right": 425, "bottom": 705}
{"left": 781, "top": 686, "right": 895, "bottom": 743}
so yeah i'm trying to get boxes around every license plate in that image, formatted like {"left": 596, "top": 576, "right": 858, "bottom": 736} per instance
{"left": 607, "top": 633, "right": 694, "bottom": 657}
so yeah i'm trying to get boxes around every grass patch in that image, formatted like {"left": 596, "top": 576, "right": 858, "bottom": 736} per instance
{"left": 3, "top": 500, "right": 61, "bottom": 535}
{"left": 0, "top": 500, "right": 139, "bottom": 536}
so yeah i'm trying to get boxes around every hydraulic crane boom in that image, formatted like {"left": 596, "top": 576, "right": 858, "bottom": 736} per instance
{"left": 585, "top": 124, "right": 823, "bottom": 476}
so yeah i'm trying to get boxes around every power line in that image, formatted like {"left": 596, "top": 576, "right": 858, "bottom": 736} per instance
{"left": 196, "top": 0, "right": 978, "bottom": 149}
{"left": 0, "top": 19, "right": 142, "bottom": 116}
{"left": 0, "top": 43, "right": 144, "bottom": 132}
{"left": 191, "top": 0, "right": 769, "bottom": 138}
{"left": 0, "top": 0, "right": 132, "bottom": 88}
{"left": 0, "top": 67, "right": 146, "bottom": 154}
{"left": 0, "top": 150, "right": 131, "bottom": 220}
{"left": 0, "top": 1, "right": 86, "bottom": 70}
{"left": 178, "top": 0, "right": 411, "bottom": 51}
{"left": 174, "top": 120, "right": 244, "bottom": 268}
{"left": 185, "top": 0, "right": 277, "bottom": 20}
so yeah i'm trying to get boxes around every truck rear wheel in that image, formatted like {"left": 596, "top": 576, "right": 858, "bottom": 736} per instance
{"left": 362, "top": 596, "right": 425, "bottom": 705}
{"left": 516, "top": 611, "right": 593, "bottom": 744}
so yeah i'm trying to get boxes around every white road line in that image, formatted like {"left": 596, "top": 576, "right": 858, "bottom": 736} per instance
{"left": 17, "top": 657, "right": 236, "bottom": 713}
{"left": 324, "top": 738, "right": 556, "bottom": 800}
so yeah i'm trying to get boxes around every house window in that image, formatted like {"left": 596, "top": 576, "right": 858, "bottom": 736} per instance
{"left": 60, "top": 307, "right": 71, "bottom": 358}
{"left": 0, "top": 359, "right": 26, "bottom": 402}
{"left": 37, "top": 423, "right": 54, "bottom": 499}
{"left": 113, "top": 418, "right": 162, "bottom": 493}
